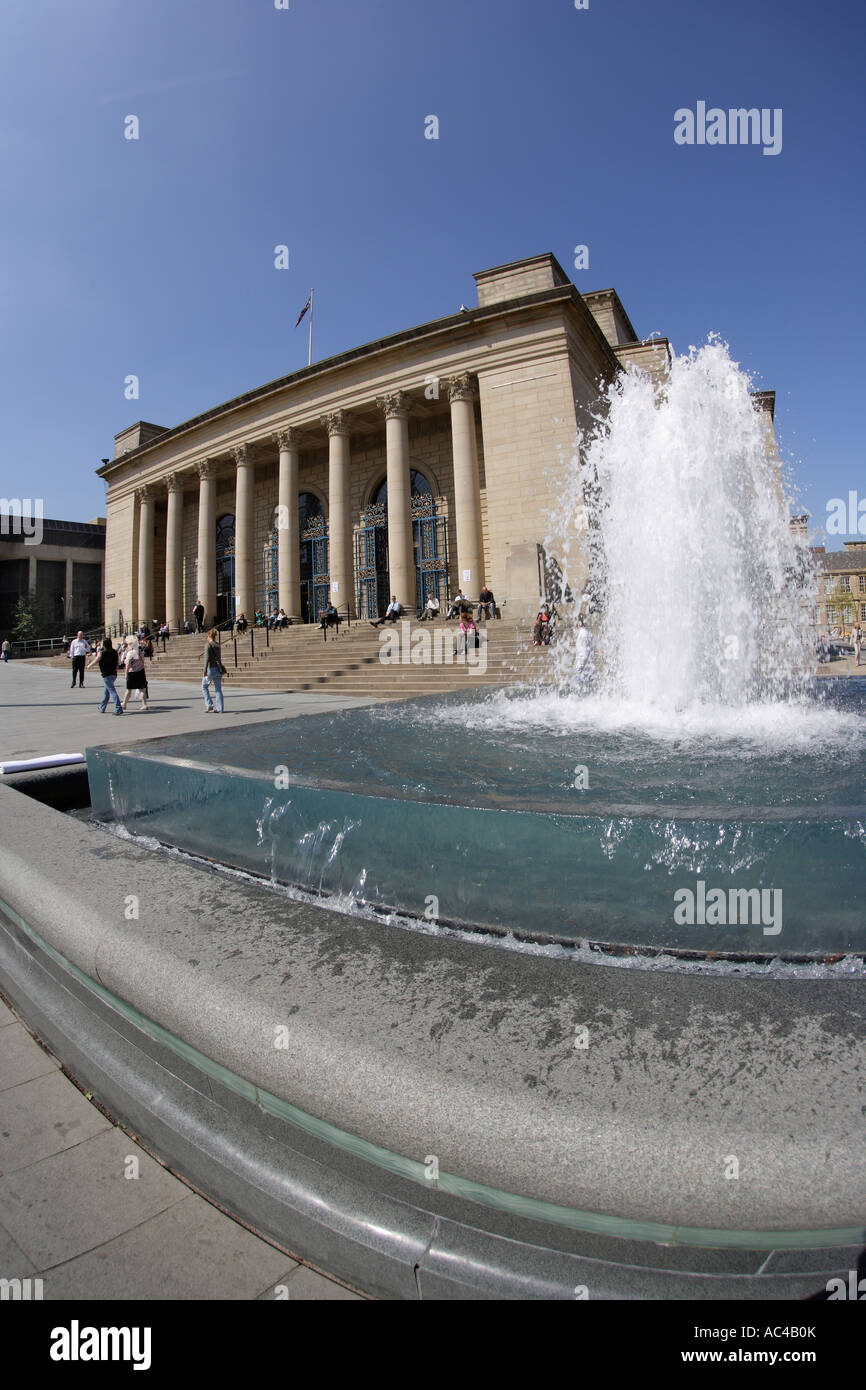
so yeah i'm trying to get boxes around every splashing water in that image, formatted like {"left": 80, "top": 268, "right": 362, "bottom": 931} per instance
{"left": 506, "top": 337, "right": 856, "bottom": 745}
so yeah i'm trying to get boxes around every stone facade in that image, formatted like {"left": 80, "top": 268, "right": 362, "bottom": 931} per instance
{"left": 815, "top": 541, "right": 866, "bottom": 634}
{"left": 100, "top": 252, "right": 765, "bottom": 629}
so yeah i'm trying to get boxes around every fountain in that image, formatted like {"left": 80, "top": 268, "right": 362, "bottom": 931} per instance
{"left": 3, "top": 338, "right": 863, "bottom": 1301}
{"left": 87, "top": 342, "right": 866, "bottom": 960}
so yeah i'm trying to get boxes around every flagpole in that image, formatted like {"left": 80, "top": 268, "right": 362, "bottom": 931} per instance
{"left": 307, "top": 287, "right": 314, "bottom": 366}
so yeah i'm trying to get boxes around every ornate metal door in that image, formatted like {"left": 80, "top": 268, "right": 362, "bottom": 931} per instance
{"left": 355, "top": 501, "right": 389, "bottom": 619}
{"left": 413, "top": 493, "right": 448, "bottom": 608}
{"left": 215, "top": 514, "right": 236, "bottom": 623}
{"left": 263, "top": 529, "right": 279, "bottom": 616}
{"left": 300, "top": 515, "right": 329, "bottom": 623}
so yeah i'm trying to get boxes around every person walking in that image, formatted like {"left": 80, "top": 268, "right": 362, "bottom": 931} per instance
{"left": 88, "top": 637, "right": 123, "bottom": 714}
{"left": 1, "top": 639, "right": 10, "bottom": 663}
{"left": 121, "top": 640, "right": 149, "bottom": 711}
{"left": 202, "top": 627, "right": 225, "bottom": 713}
{"left": 68, "top": 631, "right": 91, "bottom": 687}
{"left": 853, "top": 624, "right": 862, "bottom": 668}
{"left": 193, "top": 599, "right": 205, "bottom": 634}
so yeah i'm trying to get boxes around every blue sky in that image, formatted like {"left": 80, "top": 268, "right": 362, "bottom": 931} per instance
{"left": 1, "top": 0, "right": 863, "bottom": 545}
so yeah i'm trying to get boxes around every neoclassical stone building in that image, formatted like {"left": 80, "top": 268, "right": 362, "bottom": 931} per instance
{"left": 99, "top": 253, "right": 676, "bottom": 629}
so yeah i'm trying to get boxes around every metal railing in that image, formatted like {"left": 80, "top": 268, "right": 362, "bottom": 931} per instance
{"left": 319, "top": 604, "right": 352, "bottom": 641}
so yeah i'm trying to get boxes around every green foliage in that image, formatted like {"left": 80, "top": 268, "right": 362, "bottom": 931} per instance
{"left": 10, "top": 593, "right": 63, "bottom": 641}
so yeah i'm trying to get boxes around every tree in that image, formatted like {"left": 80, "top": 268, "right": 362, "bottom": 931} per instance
{"left": 10, "top": 593, "right": 61, "bottom": 642}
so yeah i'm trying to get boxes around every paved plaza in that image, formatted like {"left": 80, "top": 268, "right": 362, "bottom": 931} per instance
{"left": 0, "top": 660, "right": 378, "bottom": 764}
{"left": 0, "top": 660, "right": 374, "bottom": 1299}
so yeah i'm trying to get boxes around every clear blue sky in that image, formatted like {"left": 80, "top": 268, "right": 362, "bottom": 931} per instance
{"left": 1, "top": 0, "right": 863, "bottom": 545}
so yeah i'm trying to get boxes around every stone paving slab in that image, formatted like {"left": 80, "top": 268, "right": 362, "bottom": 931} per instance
{"left": 0, "top": 1068, "right": 112, "bottom": 1173}
{"left": 0, "top": 1219, "right": 38, "bottom": 1278}
{"left": 0, "top": 663, "right": 379, "bottom": 763}
{"left": 0, "top": 998, "right": 368, "bottom": 1299}
{"left": 0, "top": 1126, "right": 187, "bottom": 1268}
{"left": 41, "top": 1193, "right": 299, "bottom": 1301}
{"left": 262, "top": 1264, "right": 365, "bottom": 1301}
{"left": 0, "top": 1023, "right": 59, "bottom": 1090}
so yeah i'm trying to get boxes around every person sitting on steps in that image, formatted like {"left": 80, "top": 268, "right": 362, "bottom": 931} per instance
{"left": 477, "top": 585, "right": 497, "bottom": 622}
{"left": 370, "top": 596, "right": 402, "bottom": 628}
{"left": 321, "top": 602, "right": 342, "bottom": 636}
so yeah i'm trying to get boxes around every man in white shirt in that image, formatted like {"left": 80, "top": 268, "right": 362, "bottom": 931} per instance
{"left": 418, "top": 594, "right": 440, "bottom": 621}
{"left": 68, "top": 631, "right": 91, "bottom": 688}
{"left": 369, "top": 596, "right": 402, "bottom": 629}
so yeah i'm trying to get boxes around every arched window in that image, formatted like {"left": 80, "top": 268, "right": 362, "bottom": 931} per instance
{"left": 215, "top": 514, "right": 236, "bottom": 622}
{"left": 216, "top": 514, "right": 235, "bottom": 552}
{"left": 372, "top": 470, "right": 431, "bottom": 509}
{"left": 299, "top": 492, "right": 324, "bottom": 533}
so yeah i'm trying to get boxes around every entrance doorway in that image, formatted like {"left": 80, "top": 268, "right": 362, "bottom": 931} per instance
{"left": 355, "top": 471, "right": 447, "bottom": 618}
{"left": 215, "top": 513, "right": 235, "bottom": 624}
{"left": 299, "top": 493, "right": 329, "bottom": 624}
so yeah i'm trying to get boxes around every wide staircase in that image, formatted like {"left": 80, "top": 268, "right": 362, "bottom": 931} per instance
{"left": 142, "top": 615, "right": 556, "bottom": 699}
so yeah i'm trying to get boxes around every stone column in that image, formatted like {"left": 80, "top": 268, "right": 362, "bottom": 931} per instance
{"left": 164, "top": 473, "right": 184, "bottom": 632}
{"left": 136, "top": 485, "right": 155, "bottom": 627}
{"left": 234, "top": 444, "right": 255, "bottom": 621}
{"left": 322, "top": 410, "right": 354, "bottom": 616}
{"left": 195, "top": 460, "right": 217, "bottom": 626}
{"left": 378, "top": 391, "right": 415, "bottom": 610}
{"left": 275, "top": 428, "right": 301, "bottom": 620}
{"left": 447, "top": 374, "right": 485, "bottom": 595}
{"left": 63, "top": 558, "right": 73, "bottom": 610}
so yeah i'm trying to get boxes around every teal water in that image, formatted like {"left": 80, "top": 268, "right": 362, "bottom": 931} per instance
{"left": 86, "top": 683, "right": 866, "bottom": 956}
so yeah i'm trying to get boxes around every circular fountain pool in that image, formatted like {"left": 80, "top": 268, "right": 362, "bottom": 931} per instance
{"left": 86, "top": 678, "right": 866, "bottom": 958}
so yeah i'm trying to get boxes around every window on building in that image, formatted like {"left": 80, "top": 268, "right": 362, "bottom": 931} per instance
{"left": 839, "top": 575, "right": 851, "bottom": 592}
{"left": 298, "top": 493, "right": 324, "bottom": 531}
{"left": 373, "top": 470, "right": 432, "bottom": 508}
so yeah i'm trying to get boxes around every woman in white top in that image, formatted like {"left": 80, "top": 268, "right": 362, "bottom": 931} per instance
{"left": 121, "top": 640, "right": 149, "bottom": 711}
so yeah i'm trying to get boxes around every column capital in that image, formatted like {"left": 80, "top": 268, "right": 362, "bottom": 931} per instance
{"left": 194, "top": 458, "right": 217, "bottom": 481}
{"left": 321, "top": 409, "right": 352, "bottom": 437}
{"left": 445, "top": 373, "right": 477, "bottom": 404}
{"left": 232, "top": 443, "right": 252, "bottom": 468}
{"left": 165, "top": 471, "right": 186, "bottom": 494}
{"left": 135, "top": 484, "right": 156, "bottom": 504}
{"left": 274, "top": 427, "right": 300, "bottom": 451}
{"left": 376, "top": 390, "right": 413, "bottom": 421}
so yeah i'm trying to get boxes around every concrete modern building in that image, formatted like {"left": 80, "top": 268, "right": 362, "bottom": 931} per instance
{"left": 98, "top": 252, "right": 780, "bottom": 631}
{"left": 0, "top": 516, "right": 105, "bottom": 635}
